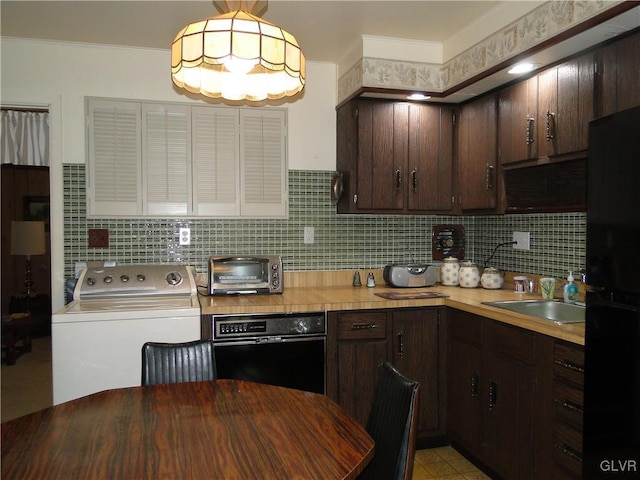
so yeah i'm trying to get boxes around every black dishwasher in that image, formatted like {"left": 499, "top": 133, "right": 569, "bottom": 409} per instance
{"left": 202, "top": 312, "right": 326, "bottom": 394}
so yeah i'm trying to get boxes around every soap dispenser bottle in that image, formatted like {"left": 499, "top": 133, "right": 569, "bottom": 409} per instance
{"left": 563, "top": 271, "right": 579, "bottom": 304}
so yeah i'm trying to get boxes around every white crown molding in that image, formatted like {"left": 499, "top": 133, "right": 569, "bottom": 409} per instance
{"left": 337, "top": 0, "right": 626, "bottom": 104}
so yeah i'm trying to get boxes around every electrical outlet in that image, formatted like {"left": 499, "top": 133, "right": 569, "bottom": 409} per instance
{"left": 512, "top": 231, "right": 531, "bottom": 250}
{"left": 179, "top": 227, "right": 191, "bottom": 246}
{"left": 304, "top": 226, "right": 315, "bottom": 244}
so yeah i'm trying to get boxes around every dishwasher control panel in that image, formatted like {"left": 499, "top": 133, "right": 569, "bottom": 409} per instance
{"left": 219, "top": 321, "right": 266, "bottom": 335}
{"left": 210, "top": 312, "right": 326, "bottom": 340}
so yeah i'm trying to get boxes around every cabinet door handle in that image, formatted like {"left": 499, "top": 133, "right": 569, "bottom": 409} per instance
{"left": 397, "top": 331, "right": 404, "bottom": 358}
{"left": 526, "top": 116, "right": 535, "bottom": 144}
{"left": 471, "top": 372, "right": 479, "bottom": 397}
{"left": 546, "top": 110, "right": 556, "bottom": 141}
{"left": 554, "top": 359, "right": 585, "bottom": 373}
{"left": 485, "top": 164, "right": 494, "bottom": 190}
{"left": 554, "top": 398, "right": 584, "bottom": 414}
{"left": 351, "top": 323, "right": 376, "bottom": 330}
{"left": 489, "top": 381, "right": 497, "bottom": 409}
{"left": 411, "top": 169, "right": 417, "bottom": 193}
{"left": 553, "top": 443, "right": 583, "bottom": 462}
{"left": 395, "top": 169, "right": 402, "bottom": 191}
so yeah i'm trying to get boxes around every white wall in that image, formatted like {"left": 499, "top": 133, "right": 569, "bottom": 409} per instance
{"left": 1, "top": 37, "right": 338, "bottom": 311}
{"left": 1, "top": 37, "right": 337, "bottom": 170}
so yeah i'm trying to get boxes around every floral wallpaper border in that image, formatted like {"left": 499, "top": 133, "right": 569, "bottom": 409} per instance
{"left": 337, "top": 0, "right": 624, "bottom": 104}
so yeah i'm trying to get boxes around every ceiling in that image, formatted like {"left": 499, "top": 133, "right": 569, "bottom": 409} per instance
{"left": 1, "top": 1, "right": 503, "bottom": 63}
{"left": 2, "top": 1, "right": 639, "bottom": 102}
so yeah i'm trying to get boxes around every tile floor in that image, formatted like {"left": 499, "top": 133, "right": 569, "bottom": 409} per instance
{"left": 413, "top": 446, "right": 492, "bottom": 479}
{"left": 1, "top": 338, "right": 492, "bottom": 479}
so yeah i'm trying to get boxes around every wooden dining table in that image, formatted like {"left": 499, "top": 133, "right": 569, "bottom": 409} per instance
{"left": 1, "top": 379, "right": 374, "bottom": 479}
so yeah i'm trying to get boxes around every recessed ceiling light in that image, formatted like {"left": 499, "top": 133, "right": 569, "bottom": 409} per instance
{"left": 508, "top": 63, "right": 540, "bottom": 75}
{"left": 407, "top": 93, "right": 431, "bottom": 101}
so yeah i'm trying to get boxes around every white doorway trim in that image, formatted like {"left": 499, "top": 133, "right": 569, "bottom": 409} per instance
{"left": 2, "top": 91, "right": 64, "bottom": 313}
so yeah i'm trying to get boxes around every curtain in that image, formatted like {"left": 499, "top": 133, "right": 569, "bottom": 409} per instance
{"left": 1, "top": 109, "right": 50, "bottom": 166}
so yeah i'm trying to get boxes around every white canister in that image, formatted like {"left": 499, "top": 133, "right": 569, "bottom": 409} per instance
{"left": 459, "top": 261, "right": 480, "bottom": 288}
{"left": 441, "top": 257, "right": 460, "bottom": 286}
{"left": 481, "top": 267, "right": 504, "bottom": 290}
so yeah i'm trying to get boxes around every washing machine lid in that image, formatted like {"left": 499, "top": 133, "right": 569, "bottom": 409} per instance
{"left": 53, "top": 295, "right": 201, "bottom": 323}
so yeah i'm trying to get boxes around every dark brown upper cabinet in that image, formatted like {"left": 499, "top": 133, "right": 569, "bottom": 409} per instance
{"left": 407, "top": 103, "right": 454, "bottom": 213}
{"left": 336, "top": 98, "right": 453, "bottom": 215}
{"left": 595, "top": 30, "right": 640, "bottom": 118}
{"left": 336, "top": 30, "right": 638, "bottom": 216}
{"left": 456, "top": 93, "right": 498, "bottom": 213}
{"left": 536, "top": 52, "right": 595, "bottom": 159}
{"left": 499, "top": 52, "right": 595, "bottom": 213}
{"left": 498, "top": 76, "right": 538, "bottom": 165}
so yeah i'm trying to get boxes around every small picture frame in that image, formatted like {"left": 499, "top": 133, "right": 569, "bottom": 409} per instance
{"left": 23, "top": 195, "right": 50, "bottom": 232}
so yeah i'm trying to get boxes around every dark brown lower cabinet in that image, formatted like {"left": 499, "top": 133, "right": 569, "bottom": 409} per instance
{"left": 448, "top": 309, "right": 586, "bottom": 480}
{"left": 447, "top": 310, "right": 483, "bottom": 451}
{"left": 326, "top": 307, "right": 445, "bottom": 442}
{"left": 391, "top": 308, "right": 442, "bottom": 436}
{"left": 447, "top": 310, "right": 536, "bottom": 479}
{"left": 328, "top": 310, "right": 389, "bottom": 426}
{"left": 484, "top": 321, "right": 536, "bottom": 479}
{"left": 327, "top": 306, "right": 584, "bottom": 478}
{"left": 537, "top": 337, "right": 585, "bottom": 480}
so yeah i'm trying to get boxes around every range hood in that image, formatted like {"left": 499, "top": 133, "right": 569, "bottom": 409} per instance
{"left": 503, "top": 160, "right": 586, "bottom": 213}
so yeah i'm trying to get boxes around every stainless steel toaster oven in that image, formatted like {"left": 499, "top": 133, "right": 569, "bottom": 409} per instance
{"left": 208, "top": 256, "right": 283, "bottom": 295}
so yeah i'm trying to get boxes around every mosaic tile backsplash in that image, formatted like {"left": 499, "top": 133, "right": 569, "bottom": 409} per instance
{"left": 64, "top": 165, "right": 585, "bottom": 280}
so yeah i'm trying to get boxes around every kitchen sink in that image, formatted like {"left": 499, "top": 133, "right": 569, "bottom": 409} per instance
{"left": 482, "top": 300, "right": 585, "bottom": 324}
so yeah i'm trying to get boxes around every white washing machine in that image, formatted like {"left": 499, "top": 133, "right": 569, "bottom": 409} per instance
{"left": 52, "top": 264, "right": 201, "bottom": 405}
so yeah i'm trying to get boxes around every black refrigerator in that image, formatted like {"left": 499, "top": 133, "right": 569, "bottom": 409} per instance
{"left": 583, "top": 105, "right": 640, "bottom": 479}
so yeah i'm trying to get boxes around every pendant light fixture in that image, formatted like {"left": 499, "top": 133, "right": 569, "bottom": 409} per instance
{"left": 171, "top": 1, "right": 306, "bottom": 102}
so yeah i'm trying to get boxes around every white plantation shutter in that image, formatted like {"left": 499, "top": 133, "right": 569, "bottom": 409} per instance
{"left": 142, "top": 104, "right": 190, "bottom": 216}
{"left": 88, "top": 99, "right": 141, "bottom": 216}
{"left": 192, "top": 107, "right": 240, "bottom": 216}
{"left": 87, "top": 98, "right": 287, "bottom": 218}
{"left": 240, "top": 109, "right": 287, "bottom": 217}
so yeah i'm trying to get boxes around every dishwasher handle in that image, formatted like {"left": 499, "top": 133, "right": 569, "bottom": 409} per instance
{"left": 256, "top": 336, "right": 284, "bottom": 344}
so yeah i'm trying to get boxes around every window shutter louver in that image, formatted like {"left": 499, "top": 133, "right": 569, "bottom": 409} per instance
{"left": 240, "top": 110, "right": 287, "bottom": 217}
{"left": 87, "top": 99, "right": 287, "bottom": 218}
{"left": 192, "top": 107, "right": 240, "bottom": 216}
{"left": 143, "top": 104, "right": 190, "bottom": 216}
{"left": 88, "top": 99, "right": 141, "bottom": 215}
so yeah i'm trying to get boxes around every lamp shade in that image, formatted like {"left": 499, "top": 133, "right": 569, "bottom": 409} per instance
{"left": 171, "top": 10, "right": 306, "bottom": 101}
{"left": 10, "top": 221, "right": 46, "bottom": 257}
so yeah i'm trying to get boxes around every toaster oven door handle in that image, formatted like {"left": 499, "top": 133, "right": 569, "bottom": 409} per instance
{"left": 213, "top": 257, "right": 264, "bottom": 263}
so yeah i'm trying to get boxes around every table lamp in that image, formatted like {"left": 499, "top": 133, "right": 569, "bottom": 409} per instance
{"left": 10, "top": 220, "right": 46, "bottom": 296}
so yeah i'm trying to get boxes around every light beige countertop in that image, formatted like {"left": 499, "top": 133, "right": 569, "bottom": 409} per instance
{"left": 199, "top": 270, "right": 585, "bottom": 345}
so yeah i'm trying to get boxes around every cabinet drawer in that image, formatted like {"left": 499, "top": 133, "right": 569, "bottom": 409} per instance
{"left": 553, "top": 381, "right": 583, "bottom": 408}
{"left": 554, "top": 342, "right": 584, "bottom": 386}
{"left": 554, "top": 421, "right": 582, "bottom": 454}
{"left": 553, "top": 422, "right": 583, "bottom": 477}
{"left": 553, "top": 382, "right": 584, "bottom": 430}
{"left": 489, "top": 321, "right": 535, "bottom": 365}
{"left": 552, "top": 449, "right": 583, "bottom": 480}
{"left": 337, "top": 312, "right": 388, "bottom": 340}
